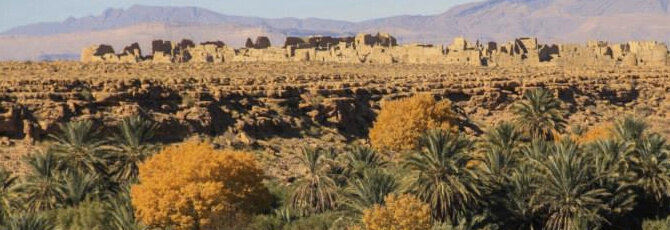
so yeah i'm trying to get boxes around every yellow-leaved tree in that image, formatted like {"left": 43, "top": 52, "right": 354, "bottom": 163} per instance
{"left": 369, "top": 94, "right": 456, "bottom": 152}
{"left": 130, "top": 141, "right": 271, "bottom": 230}
{"left": 362, "top": 194, "right": 432, "bottom": 230}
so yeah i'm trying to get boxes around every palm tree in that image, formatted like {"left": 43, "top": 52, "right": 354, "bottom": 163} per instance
{"left": 627, "top": 133, "right": 670, "bottom": 203}
{"left": 431, "top": 214, "right": 496, "bottom": 230}
{"left": 59, "top": 172, "right": 106, "bottom": 207}
{"left": 588, "top": 139, "right": 634, "bottom": 176}
{"left": 0, "top": 212, "right": 53, "bottom": 230}
{"left": 586, "top": 139, "right": 637, "bottom": 228}
{"left": 492, "top": 165, "right": 541, "bottom": 230}
{"left": 0, "top": 169, "right": 17, "bottom": 224}
{"left": 108, "top": 186, "right": 146, "bottom": 230}
{"left": 478, "top": 123, "right": 522, "bottom": 187}
{"left": 345, "top": 146, "right": 386, "bottom": 179}
{"left": 530, "top": 139, "right": 609, "bottom": 230}
{"left": 14, "top": 150, "right": 65, "bottom": 212}
{"left": 404, "top": 129, "right": 480, "bottom": 223}
{"left": 512, "top": 88, "right": 566, "bottom": 140}
{"left": 109, "top": 116, "right": 160, "bottom": 184}
{"left": 613, "top": 117, "right": 649, "bottom": 143}
{"left": 342, "top": 169, "right": 398, "bottom": 213}
{"left": 49, "top": 120, "right": 108, "bottom": 176}
{"left": 290, "top": 147, "right": 338, "bottom": 215}
{"left": 318, "top": 148, "right": 349, "bottom": 187}
{"left": 521, "top": 138, "right": 553, "bottom": 161}
{"left": 480, "top": 122, "right": 523, "bottom": 156}
{"left": 479, "top": 148, "right": 517, "bottom": 189}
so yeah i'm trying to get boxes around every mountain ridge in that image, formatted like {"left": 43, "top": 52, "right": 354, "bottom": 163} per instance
{"left": 2, "top": 0, "right": 670, "bottom": 60}
{"left": 1, "top": 4, "right": 356, "bottom": 36}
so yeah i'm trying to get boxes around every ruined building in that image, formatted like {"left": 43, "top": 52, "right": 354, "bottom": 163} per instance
{"left": 81, "top": 33, "right": 670, "bottom": 67}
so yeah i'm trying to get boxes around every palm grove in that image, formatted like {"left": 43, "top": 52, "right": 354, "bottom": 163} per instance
{"left": 0, "top": 88, "right": 670, "bottom": 230}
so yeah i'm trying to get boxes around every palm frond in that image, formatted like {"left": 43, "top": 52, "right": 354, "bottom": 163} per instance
{"left": 512, "top": 88, "right": 566, "bottom": 140}
{"left": 290, "top": 147, "right": 338, "bottom": 215}
{"left": 612, "top": 117, "right": 649, "bottom": 143}
{"left": 15, "top": 150, "right": 65, "bottom": 212}
{"left": 345, "top": 146, "right": 386, "bottom": 179}
{"left": 49, "top": 120, "right": 108, "bottom": 176}
{"left": 532, "top": 139, "right": 610, "bottom": 230}
{"left": 404, "top": 129, "right": 480, "bottom": 223}
{"left": 628, "top": 133, "right": 670, "bottom": 202}
{"left": 342, "top": 169, "right": 398, "bottom": 213}
{"left": 1, "top": 212, "right": 53, "bottom": 230}
{"left": 109, "top": 116, "right": 160, "bottom": 184}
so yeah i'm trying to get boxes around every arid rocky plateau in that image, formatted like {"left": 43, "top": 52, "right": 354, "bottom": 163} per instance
{"left": 2, "top": 60, "right": 670, "bottom": 175}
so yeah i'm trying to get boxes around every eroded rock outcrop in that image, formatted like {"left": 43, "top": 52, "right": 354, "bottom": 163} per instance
{"left": 2, "top": 62, "right": 670, "bottom": 142}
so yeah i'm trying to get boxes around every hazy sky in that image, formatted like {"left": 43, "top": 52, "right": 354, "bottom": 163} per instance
{"left": 0, "top": 0, "right": 480, "bottom": 32}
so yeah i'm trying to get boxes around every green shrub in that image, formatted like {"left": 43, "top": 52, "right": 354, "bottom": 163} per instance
{"left": 642, "top": 217, "right": 670, "bottom": 230}
{"left": 52, "top": 200, "right": 114, "bottom": 230}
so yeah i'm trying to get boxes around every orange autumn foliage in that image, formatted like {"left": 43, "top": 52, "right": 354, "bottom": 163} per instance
{"left": 362, "top": 194, "right": 432, "bottom": 230}
{"left": 370, "top": 94, "right": 456, "bottom": 152}
{"left": 130, "top": 141, "right": 271, "bottom": 230}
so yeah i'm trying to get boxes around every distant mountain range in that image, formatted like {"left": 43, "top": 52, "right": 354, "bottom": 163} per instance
{"left": 2, "top": 0, "right": 670, "bottom": 60}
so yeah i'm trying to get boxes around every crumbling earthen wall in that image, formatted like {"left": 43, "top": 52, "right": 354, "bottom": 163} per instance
{"left": 390, "top": 44, "right": 445, "bottom": 64}
{"left": 81, "top": 33, "right": 670, "bottom": 67}
{"left": 81, "top": 45, "right": 116, "bottom": 63}
{"left": 627, "top": 41, "right": 668, "bottom": 67}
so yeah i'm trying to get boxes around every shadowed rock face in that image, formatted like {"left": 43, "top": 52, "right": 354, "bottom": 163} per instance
{"left": 1, "top": 62, "right": 670, "bottom": 143}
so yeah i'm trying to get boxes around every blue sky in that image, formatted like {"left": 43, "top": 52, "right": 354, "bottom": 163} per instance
{"left": 0, "top": 0, "right": 479, "bottom": 32}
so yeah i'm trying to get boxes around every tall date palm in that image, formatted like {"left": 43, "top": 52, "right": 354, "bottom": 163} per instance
{"left": 345, "top": 146, "right": 386, "bottom": 179}
{"left": 342, "top": 169, "right": 398, "bottom": 213}
{"left": 15, "top": 150, "right": 65, "bottom": 212}
{"left": 478, "top": 123, "right": 523, "bottom": 187}
{"left": 290, "top": 147, "right": 338, "bottom": 215}
{"left": 404, "top": 129, "right": 480, "bottom": 223}
{"left": 49, "top": 120, "right": 108, "bottom": 176}
{"left": 109, "top": 116, "right": 160, "bottom": 184}
{"left": 0, "top": 169, "right": 16, "bottom": 224}
{"left": 531, "top": 139, "right": 609, "bottom": 230}
{"left": 612, "top": 117, "right": 649, "bottom": 143}
{"left": 512, "top": 88, "right": 566, "bottom": 140}
{"left": 628, "top": 134, "right": 670, "bottom": 203}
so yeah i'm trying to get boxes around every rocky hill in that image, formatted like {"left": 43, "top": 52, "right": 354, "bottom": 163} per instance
{"left": 3, "top": 0, "right": 670, "bottom": 60}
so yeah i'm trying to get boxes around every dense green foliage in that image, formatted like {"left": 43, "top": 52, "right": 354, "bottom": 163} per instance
{"left": 512, "top": 88, "right": 566, "bottom": 140}
{"left": 290, "top": 147, "right": 339, "bottom": 215}
{"left": 0, "top": 116, "right": 156, "bottom": 229}
{"left": 1, "top": 89, "right": 670, "bottom": 230}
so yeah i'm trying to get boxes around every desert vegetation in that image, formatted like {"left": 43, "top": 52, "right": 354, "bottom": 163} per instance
{"left": 0, "top": 87, "right": 668, "bottom": 230}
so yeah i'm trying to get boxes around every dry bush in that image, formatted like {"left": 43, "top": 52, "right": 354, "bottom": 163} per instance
{"left": 579, "top": 123, "right": 614, "bottom": 143}
{"left": 131, "top": 141, "right": 271, "bottom": 230}
{"left": 362, "top": 194, "right": 432, "bottom": 230}
{"left": 369, "top": 94, "right": 456, "bottom": 152}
